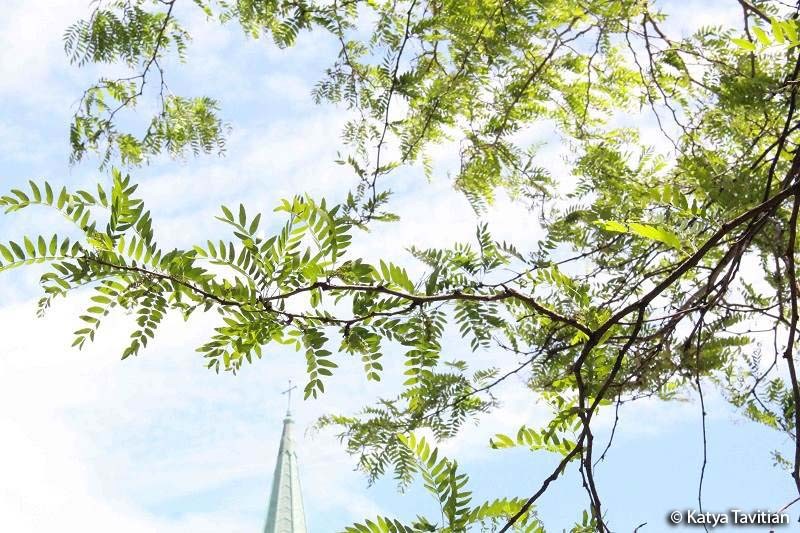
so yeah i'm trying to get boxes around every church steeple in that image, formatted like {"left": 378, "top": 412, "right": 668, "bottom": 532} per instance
{"left": 264, "top": 382, "right": 308, "bottom": 533}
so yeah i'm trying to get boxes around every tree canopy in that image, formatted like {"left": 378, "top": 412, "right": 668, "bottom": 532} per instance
{"left": 4, "top": 0, "right": 800, "bottom": 530}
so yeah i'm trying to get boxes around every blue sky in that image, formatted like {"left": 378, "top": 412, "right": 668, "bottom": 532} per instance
{"left": 0, "top": 1, "right": 797, "bottom": 531}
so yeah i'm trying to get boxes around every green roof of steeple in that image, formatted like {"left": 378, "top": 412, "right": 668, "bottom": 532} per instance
{"left": 264, "top": 384, "right": 307, "bottom": 533}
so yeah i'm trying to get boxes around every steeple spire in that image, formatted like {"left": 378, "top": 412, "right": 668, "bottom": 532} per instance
{"left": 264, "top": 381, "right": 307, "bottom": 533}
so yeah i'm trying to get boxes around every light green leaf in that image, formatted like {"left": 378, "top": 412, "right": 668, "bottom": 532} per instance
{"left": 596, "top": 220, "right": 627, "bottom": 233}
{"left": 783, "top": 20, "right": 799, "bottom": 43}
{"left": 490, "top": 433, "right": 515, "bottom": 449}
{"left": 731, "top": 37, "right": 756, "bottom": 51}
{"left": 771, "top": 19, "right": 785, "bottom": 43}
{"left": 627, "top": 223, "right": 682, "bottom": 250}
{"left": 752, "top": 26, "right": 770, "bottom": 46}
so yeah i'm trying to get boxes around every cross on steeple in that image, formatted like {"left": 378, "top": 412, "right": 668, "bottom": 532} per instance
{"left": 282, "top": 380, "right": 297, "bottom": 417}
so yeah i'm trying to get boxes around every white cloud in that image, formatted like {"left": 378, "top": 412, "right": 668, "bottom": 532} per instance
{"left": 0, "top": 297, "right": 384, "bottom": 531}
{"left": 0, "top": 0, "right": 87, "bottom": 102}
